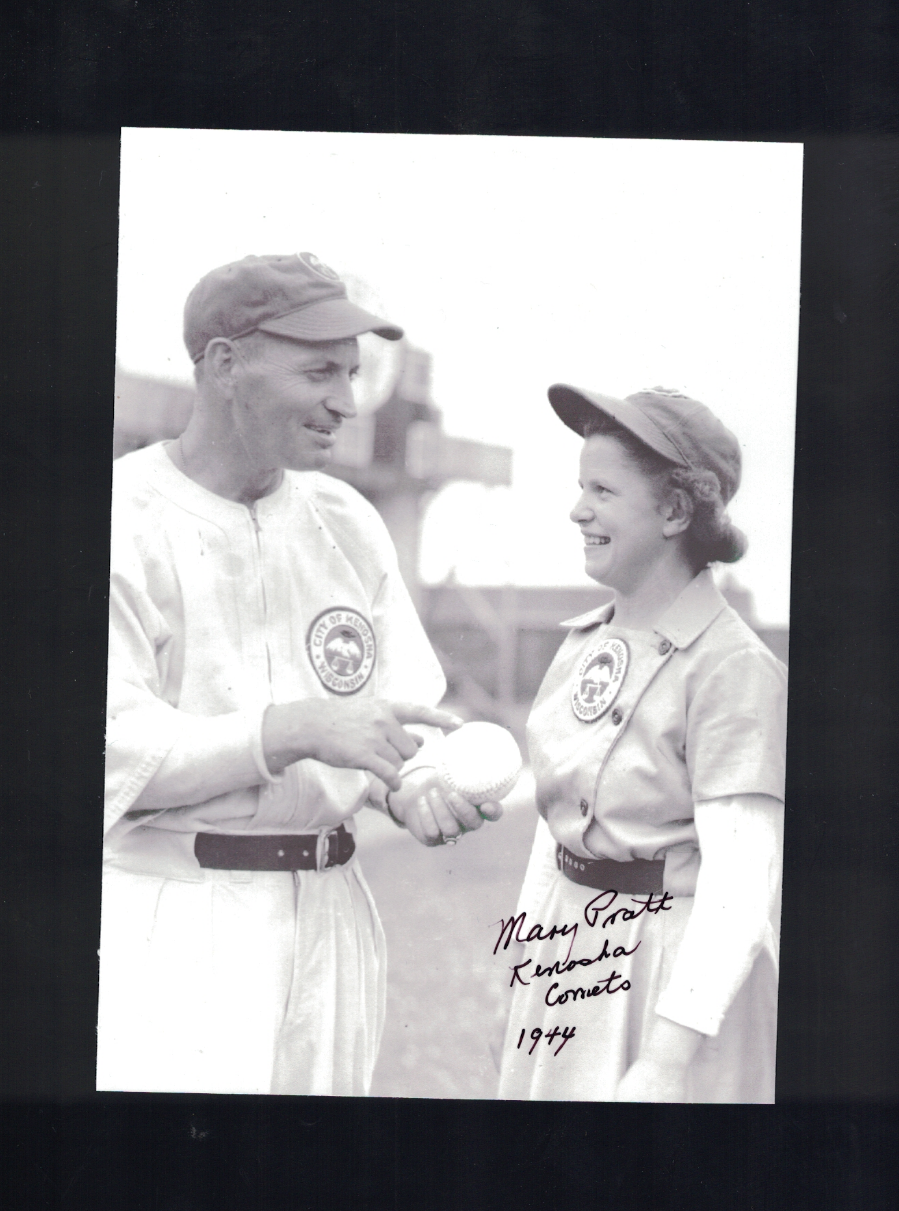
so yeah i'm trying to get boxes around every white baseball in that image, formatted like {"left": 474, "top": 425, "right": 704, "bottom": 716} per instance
{"left": 438, "top": 721, "right": 523, "bottom": 804}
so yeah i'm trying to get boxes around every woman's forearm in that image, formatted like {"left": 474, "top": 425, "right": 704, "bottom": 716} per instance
{"left": 653, "top": 793, "right": 784, "bottom": 1037}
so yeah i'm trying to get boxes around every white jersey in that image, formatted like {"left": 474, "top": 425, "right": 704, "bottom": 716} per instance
{"left": 498, "top": 572, "right": 786, "bottom": 1100}
{"left": 104, "top": 441, "right": 446, "bottom": 880}
{"left": 528, "top": 569, "right": 787, "bottom": 896}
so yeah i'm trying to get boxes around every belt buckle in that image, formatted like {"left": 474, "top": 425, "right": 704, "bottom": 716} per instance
{"left": 316, "top": 827, "right": 339, "bottom": 871}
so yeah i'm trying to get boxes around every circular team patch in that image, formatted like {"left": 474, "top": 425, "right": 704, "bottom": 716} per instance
{"left": 570, "top": 638, "right": 629, "bottom": 722}
{"left": 298, "top": 251, "right": 341, "bottom": 281}
{"left": 306, "top": 607, "right": 376, "bottom": 695}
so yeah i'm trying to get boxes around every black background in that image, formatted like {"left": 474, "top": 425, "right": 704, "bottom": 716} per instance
{"left": 1, "top": 2, "right": 898, "bottom": 1207}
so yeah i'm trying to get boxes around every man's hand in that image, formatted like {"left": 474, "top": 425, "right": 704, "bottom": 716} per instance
{"left": 386, "top": 768, "right": 503, "bottom": 847}
{"left": 262, "top": 699, "right": 463, "bottom": 791}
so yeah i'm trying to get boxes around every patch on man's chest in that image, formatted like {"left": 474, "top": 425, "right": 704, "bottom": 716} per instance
{"left": 306, "top": 607, "right": 376, "bottom": 695}
{"left": 570, "top": 637, "right": 629, "bottom": 722}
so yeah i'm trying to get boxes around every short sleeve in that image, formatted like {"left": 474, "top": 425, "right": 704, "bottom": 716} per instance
{"left": 686, "top": 647, "right": 788, "bottom": 804}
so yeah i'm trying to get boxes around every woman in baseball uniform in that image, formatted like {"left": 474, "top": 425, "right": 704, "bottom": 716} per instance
{"left": 497, "top": 385, "right": 786, "bottom": 1103}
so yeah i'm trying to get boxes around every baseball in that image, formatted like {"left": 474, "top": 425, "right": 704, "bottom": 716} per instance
{"left": 438, "top": 721, "right": 523, "bottom": 804}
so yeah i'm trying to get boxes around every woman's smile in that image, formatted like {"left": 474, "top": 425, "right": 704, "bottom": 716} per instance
{"left": 571, "top": 434, "right": 671, "bottom": 596}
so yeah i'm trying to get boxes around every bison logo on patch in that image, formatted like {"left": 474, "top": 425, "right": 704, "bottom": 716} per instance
{"left": 324, "top": 630, "right": 364, "bottom": 676}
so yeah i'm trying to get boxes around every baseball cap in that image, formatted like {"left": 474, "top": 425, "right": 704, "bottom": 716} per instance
{"left": 183, "top": 252, "right": 404, "bottom": 363}
{"left": 548, "top": 383, "right": 741, "bottom": 503}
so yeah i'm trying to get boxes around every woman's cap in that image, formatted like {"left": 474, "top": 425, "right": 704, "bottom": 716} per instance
{"left": 183, "top": 252, "right": 404, "bottom": 363}
{"left": 548, "top": 382, "right": 742, "bottom": 503}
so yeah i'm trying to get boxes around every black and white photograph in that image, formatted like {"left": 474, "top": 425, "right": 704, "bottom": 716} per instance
{"left": 97, "top": 128, "right": 802, "bottom": 1102}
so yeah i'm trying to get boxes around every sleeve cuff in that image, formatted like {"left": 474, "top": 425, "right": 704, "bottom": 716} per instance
{"left": 249, "top": 708, "right": 285, "bottom": 784}
{"left": 654, "top": 989, "right": 723, "bottom": 1038}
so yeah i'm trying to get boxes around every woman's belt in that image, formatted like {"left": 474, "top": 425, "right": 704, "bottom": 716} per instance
{"left": 557, "top": 845, "right": 664, "bottom": 893}
{"left": 195, "top": 825, "right": 354, "bottom": 872}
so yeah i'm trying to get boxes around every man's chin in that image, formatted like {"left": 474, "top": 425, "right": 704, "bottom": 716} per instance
{"left": 286, "top": 448, "right": 333, "bottom": 473}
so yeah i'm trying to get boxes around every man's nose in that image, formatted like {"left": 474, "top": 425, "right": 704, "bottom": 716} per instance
{"left": 325, "top": 375, "right": 357, "bottom": 419}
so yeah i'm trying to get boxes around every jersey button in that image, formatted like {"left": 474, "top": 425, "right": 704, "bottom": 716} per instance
{"left": 659, "top": 639, "right": 672, "bottom": 655}
{"left": 611, "top": 708, "right": 623, "bottom": 725}
{"left": 579, "top": 798, "right": 590, "bottom": 817}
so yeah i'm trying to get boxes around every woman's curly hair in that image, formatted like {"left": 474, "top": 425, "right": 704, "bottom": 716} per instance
{"left": 582, "top": 412, "right": 747, "bottom": 571}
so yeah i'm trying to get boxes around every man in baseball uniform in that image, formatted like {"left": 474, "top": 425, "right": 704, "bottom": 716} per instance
{"left": 97, "top": 253, "right": 493, "bottom": 1096}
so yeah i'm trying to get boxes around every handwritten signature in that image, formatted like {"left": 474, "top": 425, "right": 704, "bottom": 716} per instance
{"left": 506, "top": 936, "right": 641, "bottom": 989}
{"left": 493, "top": 889, "right": 673, "bottom": 964}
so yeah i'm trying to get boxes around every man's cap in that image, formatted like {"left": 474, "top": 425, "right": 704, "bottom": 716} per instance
{"left": 183, "top": 252, "right": 404, "bottom": 363}
{"left": 548, "top": 383, "right": 741, "bottom": 503}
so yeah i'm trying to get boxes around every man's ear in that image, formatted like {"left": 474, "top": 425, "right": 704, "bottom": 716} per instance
{"left": 662, "top": 488, "right": 693, "bottom": 538}
{"left": 203, "top": 338, "right": 238, "bottom": 390}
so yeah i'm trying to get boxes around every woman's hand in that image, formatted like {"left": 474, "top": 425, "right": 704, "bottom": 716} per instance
{"left": 387, "top": 767, "right": 502, "bottom": 847}
{"left": 614, "top": 1016, "right": 703, "bottom": 1103}
{"left": 615, "top": 1056, "right": 689, "bottom": 1103}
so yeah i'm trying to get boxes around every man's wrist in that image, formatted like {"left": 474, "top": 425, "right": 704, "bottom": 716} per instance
{"left": 384, "top": 793, "right": 406, "bottom": 829}
{"left": 366, "top": 777, "right": 406, "bottom": 828}
{"left": 262, "top": 701, "right": 313, "bottom": 775}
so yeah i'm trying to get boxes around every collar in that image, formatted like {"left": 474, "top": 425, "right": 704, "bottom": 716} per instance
{"left": 651, "top": 569, "right": 728, "bottom": 649}
{"left": 142, "top": 441, "right": 297, "bottom": 526}
{"left": 560, "top": 569, "right": 728, "bottom": 651}
{"left": 559, "top": 600, "right": 615, "bottom": 631}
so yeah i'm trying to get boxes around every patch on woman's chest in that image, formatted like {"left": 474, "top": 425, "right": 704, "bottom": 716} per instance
{"left": 306, "top": 606, "right": 377, "bottom": 695}
{"left": 570, "top": 637, "right": 629, "bottom": 722}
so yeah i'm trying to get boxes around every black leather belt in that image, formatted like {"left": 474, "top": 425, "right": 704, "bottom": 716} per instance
{"left": 195, "top": 825, "right": 355, "bottom": 872}
{"left": 557, "top": 845, "right": 665, "bottom": 894}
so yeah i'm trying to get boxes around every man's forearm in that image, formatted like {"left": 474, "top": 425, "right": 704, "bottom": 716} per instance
{"left": 129, "top": 709, "right": 274, "bottom": 811}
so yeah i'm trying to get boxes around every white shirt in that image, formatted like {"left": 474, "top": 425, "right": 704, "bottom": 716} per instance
{"left": 527, "top": 570, "right": 787, "bottom": 895}
{"left": 104, "top": 442, "right": 445, "bottom": 880}
{"left": 519, "top": 571, "right": 787, "bottom": 1036}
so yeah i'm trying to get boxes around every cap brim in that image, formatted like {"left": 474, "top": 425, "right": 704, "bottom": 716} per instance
{"left": 547, "top": 383, "right": 686, "bottom": 467}
{"left": 258, "top": 297, "right": 404, "bottom": 343}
